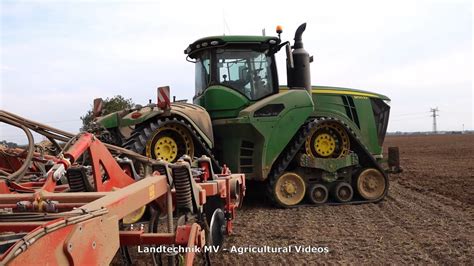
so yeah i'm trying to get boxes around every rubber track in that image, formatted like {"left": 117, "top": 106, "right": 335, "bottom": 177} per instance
{"left": 122, "top": 116, "right": 222, "bottom": 172}
{"left": 266, "top": 118, "right": 317, "bottom": 206}
{"left": 266, "top": 116, "right": 389, "bottom": 207}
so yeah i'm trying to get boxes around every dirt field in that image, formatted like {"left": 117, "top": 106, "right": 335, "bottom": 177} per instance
{"left": 119, "top": 134, "right": 473, "bottom": 265}
{"left": 211, "top": 134, "right": 474, "bottom": 264}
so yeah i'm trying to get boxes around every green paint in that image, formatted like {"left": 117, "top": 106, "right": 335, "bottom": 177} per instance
{"left": 96, "top": 33, "right": 392, "bottom": 187}
{"left": 212, "top": 90, "right": 313, "bottom": 180}
{"left": 298, "top": 153, "right": 359, "bottom": 173}
{"left": 195, "top": 85, "right": 250, "bottom": 119}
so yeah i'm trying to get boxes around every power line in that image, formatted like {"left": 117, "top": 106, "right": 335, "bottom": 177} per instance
{"left": 430, "top": 107, "right": 439, "bottom": 133}
{"left": 390, "top": 116, "right": 430, "bottom": 122}
{"left": 391, "top": 111, "right": 430, "bottom": 117}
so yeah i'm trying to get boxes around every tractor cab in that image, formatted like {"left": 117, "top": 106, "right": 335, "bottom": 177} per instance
{"left": 185, "top": 24, "right": 312, "bottom": 119}
{"left": 185, "top": 36, "right": 282, "bottom": 118}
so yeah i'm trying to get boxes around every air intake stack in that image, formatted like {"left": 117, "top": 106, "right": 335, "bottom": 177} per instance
{"left": 287, "top": 23, "right": 311, "bottom": 92}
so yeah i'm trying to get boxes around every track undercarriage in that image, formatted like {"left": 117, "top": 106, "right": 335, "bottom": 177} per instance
{"left": 118, "top": 113, "right": 392, "bottom": 208}
{"left": 267, "top": 117, "right": 391, "bottom": 207}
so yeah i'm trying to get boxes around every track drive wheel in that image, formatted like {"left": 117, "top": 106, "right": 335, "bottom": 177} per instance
{"left": 305, "top": 121, "right": 350, "bottom": 158}
{"left": 332, "top": 182, "right": 353, "bottom": 203}
{"left": 273, "top": 172, "right": 306, "bottom": 207}
{"left": 356, "top": 168, "right": 386, "bottom": 200}
{"left": 307, "top": 184, "right": 329, "bottom": 204}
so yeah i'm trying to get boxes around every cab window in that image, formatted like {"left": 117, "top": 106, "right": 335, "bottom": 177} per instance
{"left": 216, "top": 49, "right": 274, "bottom": 100}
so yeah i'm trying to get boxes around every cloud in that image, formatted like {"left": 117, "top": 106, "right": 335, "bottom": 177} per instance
{"left": 0, "top": 0, "right": 472, "bottom": 142}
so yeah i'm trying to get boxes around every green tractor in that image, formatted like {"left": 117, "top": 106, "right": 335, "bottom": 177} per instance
{"left": 94, "top": 23, "right": 398, "bottom": 207}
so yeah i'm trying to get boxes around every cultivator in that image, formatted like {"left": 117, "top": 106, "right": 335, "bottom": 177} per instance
{"left": 0, "top": 110, "right": 245, "bottom": 265}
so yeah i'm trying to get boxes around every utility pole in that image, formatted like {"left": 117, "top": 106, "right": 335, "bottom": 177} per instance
{"left": 430, "top": 107, "right": 439, "bottom": 133}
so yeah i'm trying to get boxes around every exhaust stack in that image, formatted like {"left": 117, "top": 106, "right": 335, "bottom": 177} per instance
{"left": 286, "top": 23, "right": 311, "bottom": 92}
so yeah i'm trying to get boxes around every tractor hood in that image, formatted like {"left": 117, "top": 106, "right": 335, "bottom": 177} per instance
{"left": 280, "top": 85, "right": 390, "bottom": 101}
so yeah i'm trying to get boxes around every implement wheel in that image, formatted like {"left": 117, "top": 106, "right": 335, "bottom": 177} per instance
{"left": 145, "top": 123, "right": 194, "bottom": 162}
{"left": 273, "top": 172, "right": 306, "bottom": 207}
{"left": 305, "top": 121, "right": 350, "bottom": 158}
{"left": 356, "top": 168, "right": 386, "bottom": 200}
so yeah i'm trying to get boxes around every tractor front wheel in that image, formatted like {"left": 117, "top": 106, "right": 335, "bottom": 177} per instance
{"left": 125, "top": 119, "right": 195, "bottom": 163}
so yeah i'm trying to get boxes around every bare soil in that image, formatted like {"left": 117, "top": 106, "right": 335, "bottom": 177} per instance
{"left": 122, "top": 134, "right": 473, "bottom": 265}
{"left": 212, "top": 134, "right": 474, "bottom": 264}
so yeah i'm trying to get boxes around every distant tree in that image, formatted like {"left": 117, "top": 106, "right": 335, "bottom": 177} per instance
{"left": 80, "top": 95, "right": 135, "bottom": 131}
{"left": 0, "top": 140, "right": 19, "bottom": 148}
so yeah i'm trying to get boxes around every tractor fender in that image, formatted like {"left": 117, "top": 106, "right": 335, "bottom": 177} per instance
{"left": 98, "top": 104, "right": 214, "bottom": 148}
{"left": 169, "top": 102, "right": 214, "bottom": 148}
{"left": 242, "top": 90, "right": 314, "bottom": 180}
{"left": 131, "top": 103, "right": 214, "bottom": 148}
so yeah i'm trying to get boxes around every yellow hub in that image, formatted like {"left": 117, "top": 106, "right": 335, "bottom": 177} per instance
{"left": 145, "top": 123, "right": 194, "bottom": 162}
{"left": 274, "top": 172, "right": 306, "bottom": 207}
{"left": 123, "top": 206, "right": 146, "bottom": 224}
{"left": 305, "top": 121, "right": 350, "bottom": 158}
{"left": 154, "top": 136, "right": 178, "bottom": 161}
{"left": 283, "top": 182, "right": 296, "bottom": 194}
{"left": 314, "top": 133, "right": 336, "bottom": 157}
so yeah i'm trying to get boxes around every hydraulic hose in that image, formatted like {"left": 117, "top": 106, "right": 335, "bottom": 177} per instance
{"left": 0, "top": 115, "right": 35, "bottom": 182}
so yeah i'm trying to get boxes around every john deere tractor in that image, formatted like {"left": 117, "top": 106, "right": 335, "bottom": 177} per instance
{"left": 94, "top": 23, "right": 397, "bottom": 207}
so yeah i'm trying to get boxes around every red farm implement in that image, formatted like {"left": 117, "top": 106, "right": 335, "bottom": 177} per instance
{"left": 0, "top": 110, "right": 245, "bottom": 265}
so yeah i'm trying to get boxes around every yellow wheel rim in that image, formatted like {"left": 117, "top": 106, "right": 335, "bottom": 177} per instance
{"left": 356, "top": 168, "right": 386, "bottom": 200}
{"left": 123, "top": 206, "right": 146, "bottom": 224}
{"left": 314, "top": 133, "right": 336, "bottom": 157}
{"left": 274, "top": 172, "right": 306, "bottom": 207}
{"left": 154, "top": 136, "right": 178, "bottom": 162}
{"left": 305, "top": 121, "right": 350, "bottom": 158}
{"left": 146, "top": 123, "right": 194, "bottom": 162}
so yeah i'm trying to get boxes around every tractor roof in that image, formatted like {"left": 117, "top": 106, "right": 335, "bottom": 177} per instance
{"left": 185, "top": 35, "right": 280, "bottom": 58}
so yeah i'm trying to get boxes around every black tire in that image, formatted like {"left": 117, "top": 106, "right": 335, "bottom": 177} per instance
{"left": 123, "top": 117, "right": 194, "bottom": 162}
{"left": 332, "top": 182, "right": 353, "bottom": 203}
{"left": 306, "top": 183, "right": 329, "bottom": 204}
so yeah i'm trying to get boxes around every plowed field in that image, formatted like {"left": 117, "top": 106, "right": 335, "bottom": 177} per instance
{"left": 121, "top": 134, "right": 473, "bottom": 265}
{"left": 213, "top": 134, "right": 473, "bottom": 264}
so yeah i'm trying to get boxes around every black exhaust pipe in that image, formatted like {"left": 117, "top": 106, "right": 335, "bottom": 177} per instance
{"left": 287, "top": 23, "right": 311, "bottom": 92}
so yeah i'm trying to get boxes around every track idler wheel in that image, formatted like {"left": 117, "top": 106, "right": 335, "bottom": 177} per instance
{"left": 273, "top": 172, "right": 306, "bottom": 207}
{"left": 332, "top": 182, "right": 353, "bottom": 203}
{"left": 306, "top": 184, "right": 329, "bottom": 204}
{"left": 356, "top": 168, "right": 386, "bottom": 200}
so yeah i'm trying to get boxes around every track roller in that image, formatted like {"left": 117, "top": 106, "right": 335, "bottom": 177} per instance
{"left": 332, "top": 182, "right": 353, "bottom": 203}
{"left": 306, "top": 184, "right": 329, "bottom": 204}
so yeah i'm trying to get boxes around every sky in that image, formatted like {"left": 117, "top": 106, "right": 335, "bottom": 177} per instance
{"left": 0, "top": 0, "right": 472, "bottom": 144}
